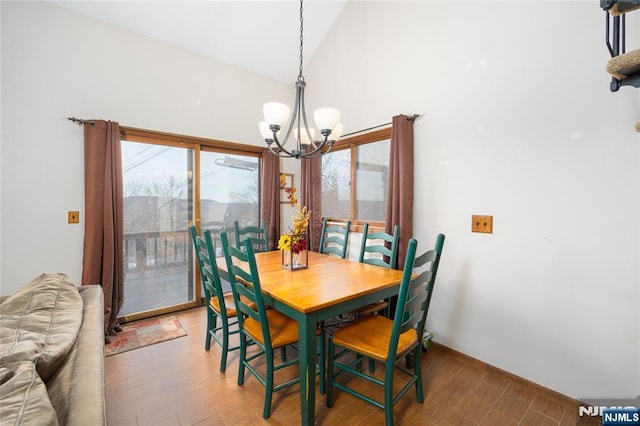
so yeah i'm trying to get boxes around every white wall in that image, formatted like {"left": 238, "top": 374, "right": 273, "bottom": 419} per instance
{"left": 305, "top": 1, "right": 640, "bottom": 401}
{"left": 0, "top": 1, "right": 289, "bottom": 293}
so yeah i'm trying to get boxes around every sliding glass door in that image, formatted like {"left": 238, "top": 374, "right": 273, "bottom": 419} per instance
{"left": 120, "top": 141, "right": 196, "bottom": 317}
{"left": 117, "top": 131, "right": 263, "bottom": 322}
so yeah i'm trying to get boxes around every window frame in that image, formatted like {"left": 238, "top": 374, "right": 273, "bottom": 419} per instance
{"left": 121, "top": 126, "right": 264, "bottom": 155}
{"left": 322, "top": 127, "right": 392, "bottom": 233}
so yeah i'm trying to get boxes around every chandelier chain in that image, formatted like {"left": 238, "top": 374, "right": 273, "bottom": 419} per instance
{"left": 298, "top": 0, "right": 304, "bottom": 81}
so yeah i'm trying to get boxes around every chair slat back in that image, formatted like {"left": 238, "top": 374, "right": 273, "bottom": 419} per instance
{"left": 400, "top": 269, "right": 433, "bottom": 334}
{"left": 389, "top": 234, "right": 445, "bottom": 360}
{"left": 359, "top": 223, "right": 400, "bottom": 269}
{"left": 234, "top": 219, "right": 268, "bottom": 253}
{"left": 220, "top": 230, "right": 272, "bottom": 347}
{"left": 190, "top": 225, "right": 227, "bottom": 316}
{"left": 319, "top": 218, "right": 351, "bottom": 259}
{"left": 190, "top": 225, "right": 213, "bottom": 300}
{"left": 412, "top": 235, "right": 445, "bottom": 333}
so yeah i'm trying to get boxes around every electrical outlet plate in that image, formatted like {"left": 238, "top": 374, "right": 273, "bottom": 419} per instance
{"left": 471, "top": 215, "right": 492, "bottom": 233}
{"left": 68, "top": 211, "right": 79, "bottom": 224}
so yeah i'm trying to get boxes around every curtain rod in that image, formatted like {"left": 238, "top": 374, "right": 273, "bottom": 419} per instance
{"left": 67, "top": 117, "right": 95, "bottom": 127}
{"left": 341, "top": 113, "right": 420, "bottom": 138}
{"left": 67, "top": 113, "right": 421, "bottom": 134}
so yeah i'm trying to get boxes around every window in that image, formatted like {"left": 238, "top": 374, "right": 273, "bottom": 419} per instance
{"left": 355, "top": 139, "right": 390, "bottom": 221}
{"left": 320, "top": 149, "right": 350, "bottom": 219}
{"left": 321, "top": 128, "right": 391, "bottom": 225}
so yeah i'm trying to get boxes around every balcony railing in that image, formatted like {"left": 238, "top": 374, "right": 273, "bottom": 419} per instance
{"left": 121, "top": 230, "right": 192, "bottom": 315}
{"left": 120, "top": 227, "right": 233, "bottom": 316}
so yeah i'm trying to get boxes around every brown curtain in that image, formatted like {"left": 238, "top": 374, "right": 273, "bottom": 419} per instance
{"left": 301, "top": 148, "right": 322, "bottom": 252}
{"left": 385, "top": 115, "right": 414, "bottom": 270}
{"left": 81, "top": 120, "right": 124, "bottom": 342}
{"left": 260, "top": 151, "right": 280, "bottom": 250}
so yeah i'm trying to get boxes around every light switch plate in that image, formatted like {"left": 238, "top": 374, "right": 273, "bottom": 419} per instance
{"left": 472, "top": 215, "right": 492, "bottom": 233}
{"left": 68, "top": 211, "right": 80, "bottom": 224}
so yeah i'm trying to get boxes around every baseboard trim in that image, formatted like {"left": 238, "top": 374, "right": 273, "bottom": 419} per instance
{"left": 429, "top": 341, "right": 582, "bottom": 408}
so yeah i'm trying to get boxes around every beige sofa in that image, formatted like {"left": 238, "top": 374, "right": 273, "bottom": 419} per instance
{"left": 0, "top": 273, "right": 106, "bottom": 425}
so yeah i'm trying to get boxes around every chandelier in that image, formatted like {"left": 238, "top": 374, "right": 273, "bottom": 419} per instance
{"left": 259, "top": 0, "right": 342, "bottom": 159}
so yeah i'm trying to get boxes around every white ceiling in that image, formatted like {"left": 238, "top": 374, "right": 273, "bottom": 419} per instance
{"left": 50, "top": 0, "right": 347, "bottom": 83}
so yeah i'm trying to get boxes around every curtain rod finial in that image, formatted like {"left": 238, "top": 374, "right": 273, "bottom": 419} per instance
{"left": 68, "top": 117, "right": 95, "bottom": 127}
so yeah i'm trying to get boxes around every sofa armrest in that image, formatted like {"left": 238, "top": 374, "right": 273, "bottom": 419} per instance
{"left": 70, "top": 286, "right": 106, "bottom": 426}
{"left": 46, "top": 285, "right": 106, "bottom": 426}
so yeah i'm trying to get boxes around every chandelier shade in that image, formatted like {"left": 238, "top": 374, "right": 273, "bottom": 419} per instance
{"left": 263, "top": 102, "right": 291, "bottom": 128}
{"left": 260, "top": 0, "right": 342, "bottom": 159}
{"left": 314, "top": 108, "right": 340, "bottom": 133}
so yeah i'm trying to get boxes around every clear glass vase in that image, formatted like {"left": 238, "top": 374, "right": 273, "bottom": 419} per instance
{"left": 281, "top": 234, "right": 308, "bottom": 271}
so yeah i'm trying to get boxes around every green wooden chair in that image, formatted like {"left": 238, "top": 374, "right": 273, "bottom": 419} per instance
{"left": 318, "top": 218, "right": 352, "bottom": 329}
{"left": 189, "top": 225, "right": 242, "bottom": 372}
{"left": 233, "top": 219, "right": 268, "bottom": 252}
{"left": 219, "top": 230, "right": 326, "bottom": 419}
{"left": 356, "top": 223, "right": 400, "bottom": 317}
{"left": 359, "top": 223, "right": 400, "bottom": 268}
{"left": 327, "top": 234, "right": 445, "bottom": 426}
{"left": 319, "top": 218, "right": 351, "bottom": 258}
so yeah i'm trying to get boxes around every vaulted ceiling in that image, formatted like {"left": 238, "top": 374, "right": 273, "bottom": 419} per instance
{"left": 51, "top": 0, "right": 348, "bottom": 84}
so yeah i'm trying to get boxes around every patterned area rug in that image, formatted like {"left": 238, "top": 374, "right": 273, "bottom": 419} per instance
{"left": 105, "top": 315, "right": 187, "bottom": 356}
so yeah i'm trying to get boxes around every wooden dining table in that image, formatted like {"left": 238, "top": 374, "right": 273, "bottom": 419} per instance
{"left": 216, "top": 250, "right": 405, "bottom": 425}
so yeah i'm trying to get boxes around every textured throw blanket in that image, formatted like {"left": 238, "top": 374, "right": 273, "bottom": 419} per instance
{"left": 0, "top": 273, "right": 83, "bottom": 426}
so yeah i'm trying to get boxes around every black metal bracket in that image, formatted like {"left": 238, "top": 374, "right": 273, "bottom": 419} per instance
{"left": 602, "top": 0, "right": 640, "bottom": 91}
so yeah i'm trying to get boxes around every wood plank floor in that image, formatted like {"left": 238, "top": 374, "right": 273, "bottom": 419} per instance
{"left": 105, "top": 307, "right": 599, "bottom": 425}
